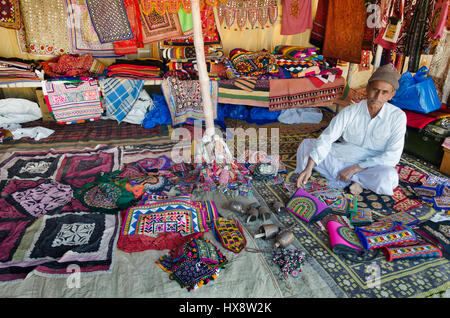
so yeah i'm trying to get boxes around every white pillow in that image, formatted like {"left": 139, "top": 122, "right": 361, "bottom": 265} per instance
{"left": 0, "top": 98, "right": 42, "bottom": 126}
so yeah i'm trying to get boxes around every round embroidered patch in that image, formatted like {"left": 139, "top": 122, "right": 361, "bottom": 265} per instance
{"left": 287, "top": 197, "right": 317, "bottom": 221}
{"left": 337, "top": 226, "right": 363, "bottom": 248}
{"left": 84, "top": 183, "right": 121, "bottom": 209}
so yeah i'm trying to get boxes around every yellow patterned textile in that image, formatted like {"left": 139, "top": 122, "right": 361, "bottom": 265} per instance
{"left": 17, "top": 0, "right": 71, "bottom": 56}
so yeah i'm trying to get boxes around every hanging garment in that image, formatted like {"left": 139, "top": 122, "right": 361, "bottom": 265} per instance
{"left": 113, "top": 0, "right": 144, "bottom": 55}
{"left": 322, "top": 0, "right": 367, "bottom": 64}
{"left": 280, "top": 0, "right": 313, "bottom": 35}
{"left": 309, "top": 0, "right": 329, "bottom": 49}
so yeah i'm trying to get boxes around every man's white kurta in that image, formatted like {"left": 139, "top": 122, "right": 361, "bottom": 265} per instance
{"left": 309, "top": 100, "right": 407, "bottom": 168}
{"left": 295, "top": 100, "right": 407, "bottom": 195}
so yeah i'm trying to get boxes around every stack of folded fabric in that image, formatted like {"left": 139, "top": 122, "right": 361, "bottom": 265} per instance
{"left": 0, "top": 57, "right": 40, "bottom": 84}
{"left": 272, "top": 46, "right": 342, "bottom": 79}
{"left": 106, "top": 58, "right": 165, "bottom": 80}
{"left": 40, "top": 54, "right": 106, "bottom": 79}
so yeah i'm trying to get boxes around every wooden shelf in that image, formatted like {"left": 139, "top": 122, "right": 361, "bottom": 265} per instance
{"left": 0, "top": 79, "right": 163, "bottom": 88}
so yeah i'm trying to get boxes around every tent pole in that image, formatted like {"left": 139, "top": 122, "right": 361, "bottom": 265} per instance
{"left": 191, "top": 0, "right": 215, "bottom": 139}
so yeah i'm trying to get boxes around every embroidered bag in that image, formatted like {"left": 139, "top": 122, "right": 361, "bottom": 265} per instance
{"left": 355, "top": 221, "right": 416, "bottom": 250}
{"left": 350, "top": 208, "right": 373, "bottom": 227}
{"left": 170, "top": 260, "right": 219, "bottom": 291}
{"left": 286, "top": 188, "right": 332, "bottom": 223}
{"left": 212, "top": 217, "right": 246, "bottom": 254}
{"left": 327, "top": 220, "right": 378, "bottom": 262}
{"left": 415, "top": 220, "right": 450, "bottom": 260}
{"left": 383, "top": 242, "right": 442, "bottom": 261}
{"left": 377, "top": 211, "right": 419, "bottom": 226}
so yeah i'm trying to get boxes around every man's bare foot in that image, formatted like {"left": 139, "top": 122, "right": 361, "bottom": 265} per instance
{"left": 349, "top": 182, "right": 363, "bottom": 195}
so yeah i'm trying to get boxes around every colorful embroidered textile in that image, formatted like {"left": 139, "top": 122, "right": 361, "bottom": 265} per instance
{"left": 121, "top": 201, "right": 207, "bottom": 236}
{"left": 161, "top": 77, "right": 218, "bottom": 126}
{"left": 350, "top": 208, "right": 373, "bottom": 227}
{"left": 5, "top": 180, "right": 73, "bottom": 218}
{"left": 313, "top": 189, "right": 350, "bottom": 215}
{"left": 0, "top": 146, "right": 121, "bottom": 186}
{"left": 212, "top": 217, "right": 246, "bottom": 253}
{"left": 136, "top": 155, "right": 171, "bottom": 171}
{"left": 327, "top": 220, "right": 364, "bottom": 255}
{"left": 43, "top": 80, "right": 103, "bottom": 124}
{"left": 99, "top": 78, "right": 144, "bottom": 123}
{"left": 395, "top": 164, "right": 428, "bottom": 184}
{"left": 280, "top": 0, "right": 312, "bottom": 35}
{"left": 0, "top": 0, "right": 20, "bottom": 29}
{"left": 113, "top": 0, "right": 144, "bottom": 55}
{"left": 355, "top": 221, "right": 417, "bottom": 250}
{"left": 275, "top": 58, "right": 321, "bottom": 77}
{"left": 216, "top": 0, "right": 278, "bottom": 30}
{"left": 66, "top": 0, "right": 121, "bottom": 58}
{"left": 54, "top": 146, "right": 122, "bottom": 188}
{"left": 416, "top": 220, "right": 450, "bottom": 259}
{"left": 140, "top": 9, "right": 183, "bottom": 44}
{"left": 218, "top": 78, "right": 270, "bottom": 107}
{"left": 286, "top": 188, "right": 332, "bottom": 223}
{"left": 228, "top": 48, "right": 276, "bottom": 77}
{"left": 192, "top": 201, "right": 219, "bottom": 225}
{"left": 0, "top": 212, "right": 120, "bottom": 280}
{"left": 41, "top": 54, "right": 106, "bottom": 78}
{"left": 183, "top": 238, "right": 227, "bottom": 267}
{"left": 322, "top": 0, "right": 366, "bottom": 63}
{"left": 378, "top": 211, "right": 420, "bottom": 226}
{"left": 128, "top": 174, "right": 167, "bottom": 193}
{"left": 74, "top": 171, "right": 136, "bottom": 214}
{"left": 392, "top": 187, "right": 423, "bottom": 212}
{"left": 17, "top": 0, "right": 71, "bottom": 55}
{"left": 171, "top": 259, "right": 219, "bottom": 291}
{"left": 85, "top": 0, "right": 134, "bottom": 43}
{"left": 383, "top": 242, "right": 442, "bottom": 261}
{"left": 162, "top": 3, "right": 221, "bottom": 44}
{"left": 268, "top": 77, "right": 345, "bottom": 111}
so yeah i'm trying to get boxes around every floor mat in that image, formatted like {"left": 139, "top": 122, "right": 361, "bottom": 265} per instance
{"left": 244, "top": 131, "right": 450, "bottom": 298}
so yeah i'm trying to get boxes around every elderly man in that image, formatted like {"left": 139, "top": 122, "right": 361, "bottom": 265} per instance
{"left": 295, "top": 64, "right": 406, "bottom": 196}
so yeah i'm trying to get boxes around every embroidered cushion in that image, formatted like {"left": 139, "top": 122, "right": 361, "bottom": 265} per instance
{"left": 355, "top": 221, "right": 417, "bottom": 250}
{"left": 286, "top": 188, "right": 332, "bottom": 223}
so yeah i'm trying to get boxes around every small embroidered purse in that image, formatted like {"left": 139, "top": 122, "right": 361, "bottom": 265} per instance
{"left": 350, "top": 208, "right": 373, "bottom": 227}
{"left": 383, "top": 242, "right": 442, "bottom": 261}
{"left": 327, "top": 220, "right": 378, "bottom": 262}
{"left": 355, "top": 221, "right": 416, "bottom": 250}
{"left": 286, "top": 188, "right": 333, "bottom": 223}
{"left": 212, "top": 217, "right": 247, "bottom": 253}
{"left": 377, "top": 211, "right": 419, "bottom": 226}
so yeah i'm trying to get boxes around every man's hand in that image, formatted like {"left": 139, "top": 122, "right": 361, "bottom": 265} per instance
{"left": 296, "top": 157, "right": 316, "bottom": 188}
{"left": 337, "top": 164, "right": 365, "bottom": 183}
{"left": 296, "top": 169, "right": 312, "bottom": 188}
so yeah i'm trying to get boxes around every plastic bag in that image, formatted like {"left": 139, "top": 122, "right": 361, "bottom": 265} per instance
{"left": 390, "top": 66, "right": 441, "bottom": 114}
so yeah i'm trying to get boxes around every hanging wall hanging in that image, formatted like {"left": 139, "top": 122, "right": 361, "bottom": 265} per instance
{"left": 216, "top": 0, "right": 278, "bottom": 30}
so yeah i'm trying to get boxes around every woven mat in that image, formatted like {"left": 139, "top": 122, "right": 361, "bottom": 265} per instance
{"left": 0, "top": 120, "right": 171, "bottom": 152}
{"left": 244, "top": 129, "right": 450, "bottom": 298}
